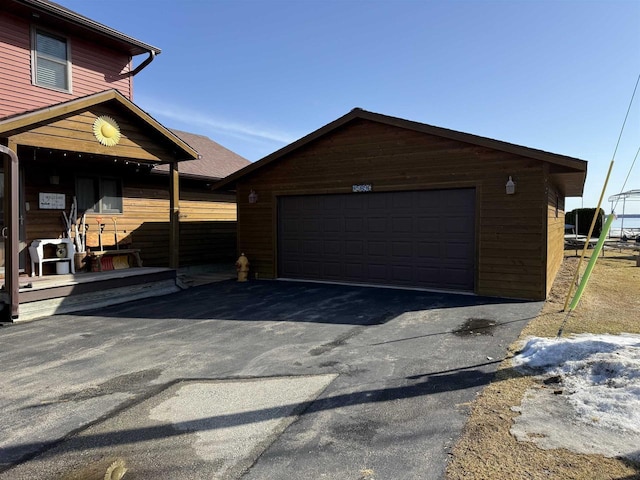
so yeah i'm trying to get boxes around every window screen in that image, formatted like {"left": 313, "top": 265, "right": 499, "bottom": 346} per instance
{"left": 34, "top": 30, "right": 70, "bottom": 91}
{"left": 77, "top": 177, "right": 98, "bottom": 212}
{"left": 76, "top": 177, "right": 121, "bottom": 214}
{"left": 101, "top": 178, "right": 123, "bottom": 213}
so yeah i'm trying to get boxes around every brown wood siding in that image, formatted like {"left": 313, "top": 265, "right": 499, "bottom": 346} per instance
{"left": 236, "top": 119, "right": 549, "bottom": 300}
{"left": 11, "top": 106, "right": 179, "bottom": 162}
{"left": 546, "top": 179, "right": 565, "bottom": 295}
{"left": 0, "top": 12, "right": 132, "bottom": 118}
{"left": 22, "top": 163, "right": 237, "bottom": 271}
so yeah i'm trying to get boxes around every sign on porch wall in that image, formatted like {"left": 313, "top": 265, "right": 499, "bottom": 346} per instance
{"left": 39, "top": 193, "right": 65, "bottom": 210}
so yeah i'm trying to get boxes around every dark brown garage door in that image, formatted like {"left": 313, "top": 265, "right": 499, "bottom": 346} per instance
{"left": 277, "top": 188, "right": 475, "bottom": 291}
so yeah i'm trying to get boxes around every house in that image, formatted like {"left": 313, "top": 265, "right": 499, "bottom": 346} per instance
{"left": 0, "top": 0, "right": 248, "bottom": 321}
{"left": 215, "top": 108, "right": 587, "bottom": 301}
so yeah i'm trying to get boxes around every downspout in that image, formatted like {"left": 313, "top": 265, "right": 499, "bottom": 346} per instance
{"left": 126, "top": 50, "right": 156, "bottom": 77}
{"left": 0, "top": 145, "right": 19, "bottom": 320}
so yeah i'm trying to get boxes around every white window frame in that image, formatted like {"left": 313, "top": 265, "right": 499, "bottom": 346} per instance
{"left": 31, "top": 27, "right": 72, "bottom": 93}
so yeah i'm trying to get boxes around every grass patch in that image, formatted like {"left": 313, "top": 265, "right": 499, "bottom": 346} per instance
{"left": 446, "top": 248, "right": 640, "bottom": 480}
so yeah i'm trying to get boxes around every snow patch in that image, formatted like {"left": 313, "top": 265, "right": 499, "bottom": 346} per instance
{"left": 510, "top": 333, "right": 640, "bottom": 460}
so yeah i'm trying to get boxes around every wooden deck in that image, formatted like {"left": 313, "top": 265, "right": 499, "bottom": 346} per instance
{"left": 2, "top": 267, "right": 179, "bottom": 322}
{"left": 1, "top": 263, "right": 237, "bottom": 322}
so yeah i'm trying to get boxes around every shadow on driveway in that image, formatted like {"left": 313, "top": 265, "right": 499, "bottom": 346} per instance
{"left": 0, "top": 359, "right": 510, "bottom": 464}
{"left": 72, "top": 279, "right": 530, "bottom": 325}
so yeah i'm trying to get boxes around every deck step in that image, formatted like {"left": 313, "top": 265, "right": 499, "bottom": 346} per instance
{"left": 16, "top": 270, "right": 178, "bottom": 322}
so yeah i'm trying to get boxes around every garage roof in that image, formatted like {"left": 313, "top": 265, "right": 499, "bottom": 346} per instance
{"left": 214, "top": 108, "right": 588, "bottom": 197}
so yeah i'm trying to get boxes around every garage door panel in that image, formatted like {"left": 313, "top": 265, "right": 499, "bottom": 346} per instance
{"left": 416, "top": 241, "right": 440, "bottom": 258}
{"left": 345, "top": 217, "right": 364, "bottom": 232}
{"left": 368, "top": 241, "right": 388, "bottom": 256}
{"left": 322, "top": 262, "right": 342, "bottom": 277}
{"left": 367, "top": 217, "right": 387, "bottom": 233}
{"left": 303, "top": 239, "right": 322, "bottom": 255}
{"left": 444, "top": 242, "right": 473, "bottom": 259}
{"left": 392, "top": 193, "right": 413, "bottom": 208}
{"left": 302, "top": 196, "right": 321, "bottom": 210}
{"left": 391, "top": 241, "right": 412, "bottom": 258}
{"left": 392, "top": 217, "right": 412, "bottom": 233}
{"left": 345, "top": 240, "right": 364, "bottom": 255}
{"left": 367, "top": 264, "right": 389, "bottom": 280}
{"left": 345, "top": 262, "right": 364, "bottom": 278}
{"left": 282, "top": 260, "right": 302, "bottom": 276}
{"left": 444, "top": 218, "right": 473, "bottom": 234}
{"left": 416, "top": 266, "right": 439, "bottom": 280}
{"left": 323, "top": 240, "right": 341, "bottom": 255}
{"left": 281, "top": 238, "right": 296, "bottom": 251}
{"left": 321, "top": 195, "right": 343, "bottom": 210}
{"left": 391, "top": 265, "right": 413, "bottom": 282}
{"left": 366, "top": 195, "right": 388, "bottom": 210}
{"left": 345, "top": 196, "right": 366, "bottom": 210}
{"left": 442, "top": 268, "right": 474, "bottom": 290}
{"left": 302, "top": 218, "right": 322, "bottom": 233}
{"left": 415, "top": 216, "right": 440, "bottom": 234}
{"left": 278, "top": 189, "right": 475, "bottom": 291}
{"left": 323, "top": 217, "right": 342, "bottom": 232}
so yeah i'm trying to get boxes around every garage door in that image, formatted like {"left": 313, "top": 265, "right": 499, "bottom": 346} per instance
{"left": 277, "top": 188, "right": 475, "bottom": 291}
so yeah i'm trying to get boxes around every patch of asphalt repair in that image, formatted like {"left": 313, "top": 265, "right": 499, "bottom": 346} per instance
{"left": 308, "top": 325, "right": 367, "bottom": 356}
{"left": 0, "top": 375, "right": 337, "bottom": 480}
{"left": 57, "top": 369, "right": 164, "bottom": 403}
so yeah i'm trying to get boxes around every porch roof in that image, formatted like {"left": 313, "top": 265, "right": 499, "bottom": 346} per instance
{"left": 0, "top": 89, "right": 199, "bottom": 164}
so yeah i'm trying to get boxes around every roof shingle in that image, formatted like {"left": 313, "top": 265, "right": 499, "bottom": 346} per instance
{"left": 153, "top": 129, "right": 250, "bottom": 180}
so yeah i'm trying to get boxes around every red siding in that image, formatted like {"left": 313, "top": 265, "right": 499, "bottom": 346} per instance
{"left": 0, "top": 12, "right": 133, "bottom": 118}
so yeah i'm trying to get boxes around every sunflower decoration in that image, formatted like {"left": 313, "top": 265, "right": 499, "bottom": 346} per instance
{"left": 93, "top": 115, "right": 121, "bottom": 147}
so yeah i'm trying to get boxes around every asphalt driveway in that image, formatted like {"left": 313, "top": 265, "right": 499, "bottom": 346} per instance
{"left": 0, "top": 280, "right": 542, "bottom": 479}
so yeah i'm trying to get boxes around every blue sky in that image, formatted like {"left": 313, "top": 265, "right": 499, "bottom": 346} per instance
{"left": 59, "top": 0, "right": 639, "bottom": 213}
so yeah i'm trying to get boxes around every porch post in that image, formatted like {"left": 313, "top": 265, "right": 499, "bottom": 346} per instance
{"left": 169, "top": 162, "right": 179, "bottom": 269}
{"left": 1, "top": 140, "right": 20, "bottom": 320}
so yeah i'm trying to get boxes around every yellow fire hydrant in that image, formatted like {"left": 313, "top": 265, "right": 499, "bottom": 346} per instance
{"left": 236, "top": 253, "right": 250, "bottom": 282}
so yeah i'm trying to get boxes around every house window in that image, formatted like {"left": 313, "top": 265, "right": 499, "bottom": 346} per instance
{"left": 32, "top": 29, "right": 71, "bottom": 92}
{"left": 77, "top": 176, "right": 123, "bottom": 214}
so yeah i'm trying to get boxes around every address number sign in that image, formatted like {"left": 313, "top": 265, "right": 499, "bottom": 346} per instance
{"left": 352, "top": 184, "right": 372, "bottom": 193}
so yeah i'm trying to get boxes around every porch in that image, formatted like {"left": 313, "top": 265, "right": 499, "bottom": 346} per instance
{"left": 1, "top": 90, "right": 201, "bottom": 322}
{"left": 2, "top": 263, "right": 236, "bottom": 322}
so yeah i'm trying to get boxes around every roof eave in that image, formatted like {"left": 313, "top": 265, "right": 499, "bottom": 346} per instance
{"left": 150, "top": 168, "right": 222, "bottom": 182}
{"left": 15, "top": 0, "right": 161, "bottom": 56}
{"left": 0, "top": 89, "right": 198, "bottom": 161}
{"left": 213, "top": 108, "right": 589, "bottom": 191}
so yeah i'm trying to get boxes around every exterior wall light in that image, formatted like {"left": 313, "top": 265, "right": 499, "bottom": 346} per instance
{"left": 506, "top": 176, "right": 516, "bottom": 195}
{"left": 248, "top": 190, "right": 258, "bottom": 204}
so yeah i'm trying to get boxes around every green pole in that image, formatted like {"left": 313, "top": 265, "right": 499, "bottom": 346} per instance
{"left": 568, "top": 213, "right": 616, "bottom": 311}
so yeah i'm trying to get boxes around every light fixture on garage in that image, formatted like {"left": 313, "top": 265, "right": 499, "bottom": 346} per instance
{"left": 506, "top": 176, "right": 516, "bottom": 195}
{"left": 248, "top": 190, "right": 258, "bottom": 204}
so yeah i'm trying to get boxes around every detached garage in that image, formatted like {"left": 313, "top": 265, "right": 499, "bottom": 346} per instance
{"left": 216, "top": 109, "right": 587, "bottom": 300}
